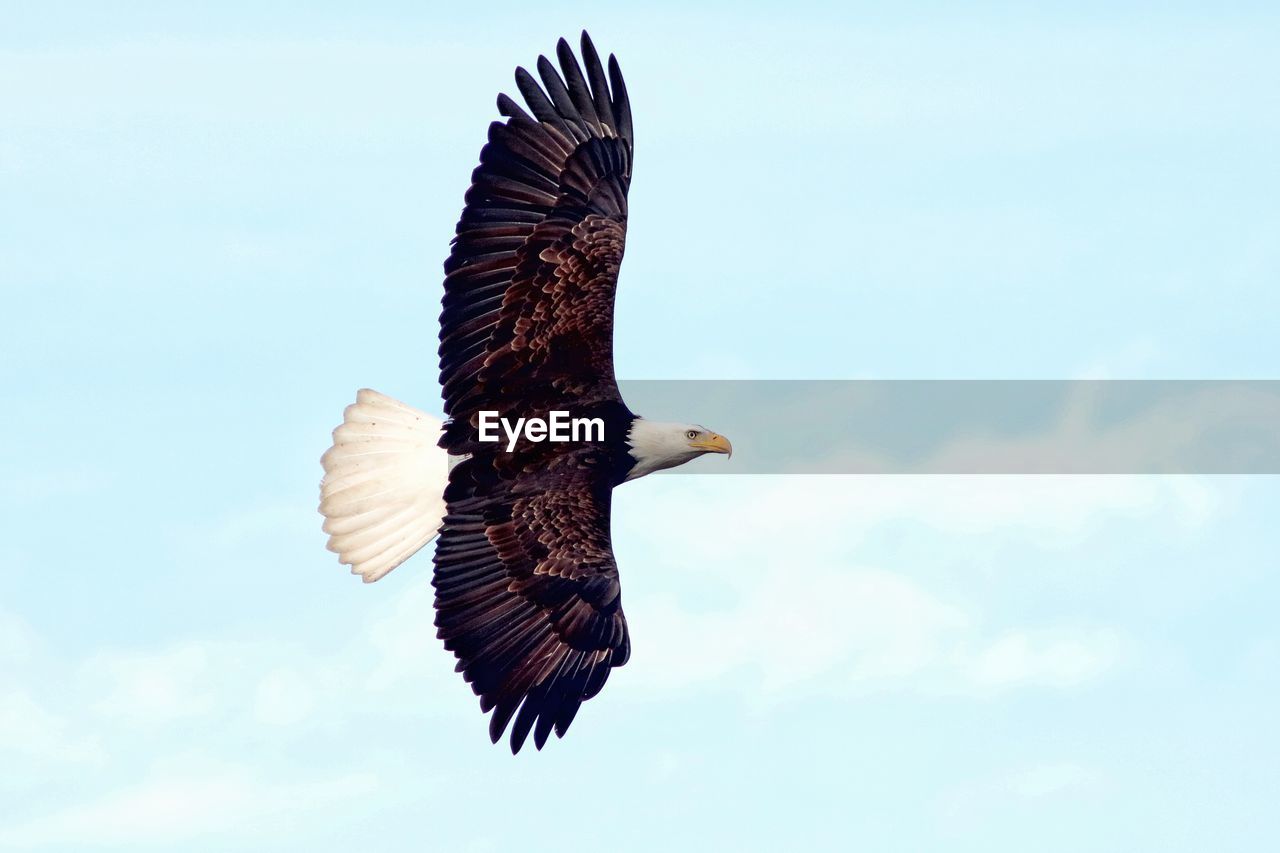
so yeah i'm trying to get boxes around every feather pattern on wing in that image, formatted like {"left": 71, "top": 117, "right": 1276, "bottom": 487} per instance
{"left": 439, "top": 31, "right": 633, "bottom": 453}
{"left": 433, "top": 32, "right": 636, "bottom": 752}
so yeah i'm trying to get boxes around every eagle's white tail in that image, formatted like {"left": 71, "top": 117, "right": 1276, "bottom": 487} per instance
{"left": 319, "top": 389, "right": 448, "bottom": 583}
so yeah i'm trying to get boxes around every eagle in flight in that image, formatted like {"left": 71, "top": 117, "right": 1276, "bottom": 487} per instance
{"left": 319, "top": 32, "right": 732, "bottom": 753}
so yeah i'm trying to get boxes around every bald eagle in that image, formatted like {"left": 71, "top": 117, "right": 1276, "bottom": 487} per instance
{"left": 319, "top": 32, "right": 731, "bottom": 753}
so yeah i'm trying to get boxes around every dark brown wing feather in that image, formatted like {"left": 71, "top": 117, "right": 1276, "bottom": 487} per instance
{"left": 434, "top": 451, "right": 630, "bottom": 753}
{"left": 439, "top": 31, "right": 633, "bottom": 453}
{"left": 433, "top": 33, "right": 635, "bottom": 752}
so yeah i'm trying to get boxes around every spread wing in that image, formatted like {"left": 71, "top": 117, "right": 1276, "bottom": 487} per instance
{"left": 438, "top": 31, "right": 633, "bottom": 454}
{"left": 433, "top": 33, "right": 634, "bottom": 752}
{"left": 434, "top": 455, "right": 629, "bottom": 753}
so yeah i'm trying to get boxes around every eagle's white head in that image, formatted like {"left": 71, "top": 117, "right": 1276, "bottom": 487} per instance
{"left": 624, "top": 418, "right": 733, "bottom": 481}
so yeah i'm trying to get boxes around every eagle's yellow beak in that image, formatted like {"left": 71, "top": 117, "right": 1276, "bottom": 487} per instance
{"left": 691, "top": 433, "right": 733, "bottom": 458}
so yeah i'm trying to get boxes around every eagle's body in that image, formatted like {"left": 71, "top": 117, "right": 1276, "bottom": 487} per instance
{"left": 320, "top": 33, "right": 730, "bottom": 753}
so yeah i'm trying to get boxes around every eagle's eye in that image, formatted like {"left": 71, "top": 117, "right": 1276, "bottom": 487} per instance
{"left": 685, "top": 430, "right": 698, "bottom": 440}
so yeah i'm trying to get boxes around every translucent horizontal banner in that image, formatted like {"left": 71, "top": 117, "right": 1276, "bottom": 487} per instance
{"left": 616, "top": 380, "right": 1280, "bottom": 474}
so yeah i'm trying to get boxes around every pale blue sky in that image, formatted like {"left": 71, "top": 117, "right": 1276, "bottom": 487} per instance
{"left": 2, "top": 3, "right": 1278, "bottom": 851}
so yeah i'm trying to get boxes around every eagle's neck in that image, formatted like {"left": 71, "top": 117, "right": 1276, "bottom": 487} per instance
{"left": 622, "top": 417, "right": 699, "bottom": 482}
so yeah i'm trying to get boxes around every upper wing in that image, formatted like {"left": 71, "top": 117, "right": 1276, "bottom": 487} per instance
{"left": 439, "top": 32, "right": 633, "bottom": 452}
{"left": 433, "top": 452, "right": 630, "bottom": 753}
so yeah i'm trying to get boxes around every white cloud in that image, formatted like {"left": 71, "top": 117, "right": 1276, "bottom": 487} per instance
{"left": 938, "top": 761, "right": 1102, "bottom": 829}
{"left": 0, "top": 611, "right": 37, "bottom": 668}
{"left": 362, "top": 577, "right": 455, "bottom": 693}
{"left": 0, "top": 761, "right": 378, "bottom": 848}
{"left": 253, "top": 668, "right": 317, "bottom": 727}
{"left": 88, "top": 644, "right": 219, "bottom": 722}
{"left": 623, "top": 563, "right": 1126, "bottom": 700}
{"left": 0, "top": 688, "right": 105, "bottom": 769}
{"left": 1006, "top": 762, "right": 1098, "bottom": 799}
{"left": 610, "top": 475, "right": 1203, "bottom": 701}
{"left": 625, "top": 566, "right": 971, "bottom": 695}
{"left": 0, "top": 610, "right": 105, "bottom": 772}
{"left": 0, "top": 469, "right": 108, "bottom": 506}
{"left": 5, "top": 475, "right": 1216, "bottom": 749}
{"left": 66, "top": 570, "right": 467, "bottom": 741}
{"left": 967, "top": 630, "right": 1124, "bottom": 689}
{"left": 908, "top": 383, "right": 1279, "bottom": 477}
{"left": 622, "top": 475, "right": 1222, "bottom": 572}
{"left": 0, "top": 473, "right": 1226, "bottom": 844}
